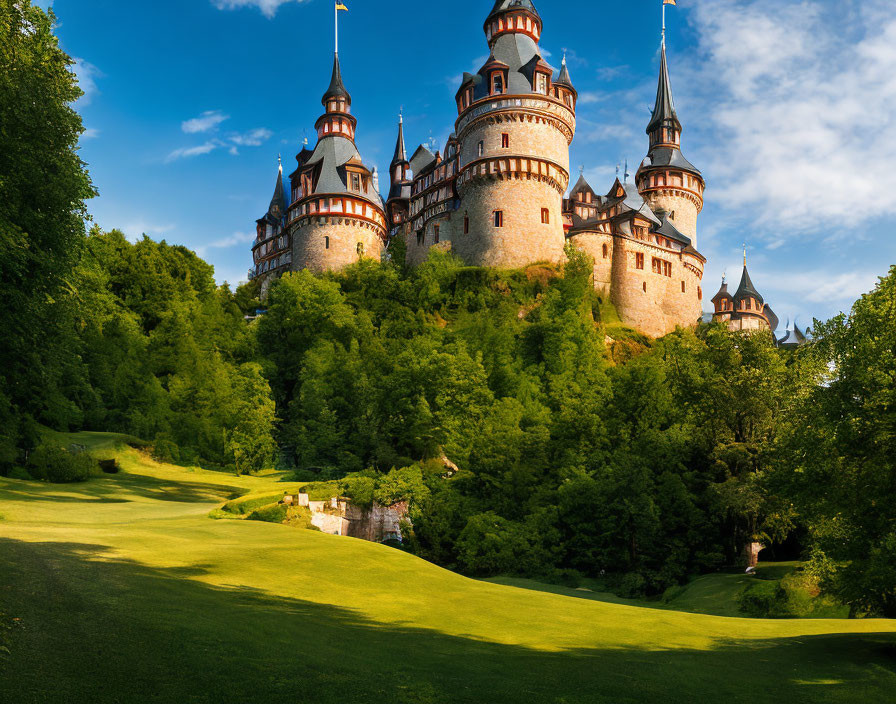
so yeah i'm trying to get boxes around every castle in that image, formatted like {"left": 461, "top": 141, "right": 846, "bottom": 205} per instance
{"left": 249, "top": 1, "right": 787, "bottom": 341}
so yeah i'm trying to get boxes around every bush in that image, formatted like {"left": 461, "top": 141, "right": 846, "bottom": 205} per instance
{"left": 247, "top": 503, "right": 288, "bottom": 524}
{"left": 618, "top": 572, "right": 648, "bottom": 599}
{"left": 152, "top": 434, "right": 181, "bottom": 464}
{"left": 221, "top": 492, "right": 286, "bottom": 516}
{"left": 28, "top": 446, "right": 95, "bottom": 483}
{"left": 456, "top": 513, "right": 539, "bottom": 576}
{"left": 7, "top": 466, "right": 33, "bottom": 481}
{"left": 738, "top": 580, "right": 790, "bottom": 618}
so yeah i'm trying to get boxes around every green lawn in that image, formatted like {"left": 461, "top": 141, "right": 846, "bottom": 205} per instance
{"left": 1, "top": 433, "right": 895, "bottom": 703}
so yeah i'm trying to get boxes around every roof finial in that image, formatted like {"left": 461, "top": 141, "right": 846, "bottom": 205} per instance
{"left": 743, "top": 242, "right": 747, "bottom": 267}
{"left": 624, "top": 159, "right": 630, "bottom": 182}
{"left": 579, "top": 165, "right": 584, "bottom": 176}
{"left": 399, "top": 106, "right": 403, "bottom": 124}
{"left": 616, "top": 163, "right": 620, "bottom": 178}
{"left": 662, "top": 0, "right": 675, "bottom": 48}
{"left": 562, "top": 50, "right": 568, "bottom": 67}
{"left": 278, "top": 153, "right": 282, "bottom": 173}
{"left": 722, "top": 270, "right": 727, "bottom": 285}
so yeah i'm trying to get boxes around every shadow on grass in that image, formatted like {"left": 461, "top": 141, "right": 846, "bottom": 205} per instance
{"left": 0, "top": 472, "right": 240, "bottom": 506}
{"left": 1, "top": 539, "right": 895, "bottom": 704}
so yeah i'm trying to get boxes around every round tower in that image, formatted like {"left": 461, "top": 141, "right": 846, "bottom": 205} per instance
{"left": 287, "top": 53, "right": 387, "bottom": 274}
{"left": 453, "top": 0, "right": 576, "bottom": 268}
{"left": 635, "top": 39, "right": 704, "bottom": 249}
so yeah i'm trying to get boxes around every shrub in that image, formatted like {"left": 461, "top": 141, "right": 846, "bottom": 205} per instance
{"left": 738, "top": 580, "right": 790, "bottom": 618}
{"left": 456, "top": 513, "right": 538, "bottom": 576}
{"left": 247, "top": 503, "right": 288, "bottom": 524}
{"left": 221, "top": 492, "right": 285, "bottom": 516}
{"left": 7, "top": 466, "right": 33, "bottom": 481}
{"left": 28, "top": 446, "right": 95, "bottom": 483}
{"left": 618, "top": 572, "right": 648, "bottom": 599}
{"left": 152, "top": 434, "right": 181, "bottom": 464}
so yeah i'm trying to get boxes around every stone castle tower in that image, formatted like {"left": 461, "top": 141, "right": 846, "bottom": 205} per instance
{"left": 450, "top": 0, "right": 577, "bottom": 267}
{"left": 247, "top": 2, "right": 784, "bottom": 340}
{"left": 635, "top": 39, "right": 704, "bottom": 248}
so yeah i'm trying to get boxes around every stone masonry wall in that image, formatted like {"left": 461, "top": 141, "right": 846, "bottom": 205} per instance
{"left": 459, "top": 115, "right": 570, "bottom": 174}
{"left": 642, "top": 191, "right": 701, "bottom": 250}
{"left": 291, "top": 216, "right": 384, "bottom": 274}
{"left": 454, "top": 176, "right": 566, "bottom": 267}
{"left": 569, "top": 231, "right": 614, "bottom": 292}
{"left": 405, "top": 214, "right": 456, "bottom": 267}
{"left": 608, "top": 236, "right": 704, "bottom": 338}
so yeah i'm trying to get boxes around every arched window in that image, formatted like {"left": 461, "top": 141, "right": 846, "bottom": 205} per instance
{"left": 541, "top": 208, "right": 550, "bottom": 224}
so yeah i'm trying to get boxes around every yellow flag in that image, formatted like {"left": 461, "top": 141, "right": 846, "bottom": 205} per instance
{"left": 336, "top": 2, "right": 348, "bottom": 10}
{"left": 664, "top": 0, "right": 676, "bottom": 5}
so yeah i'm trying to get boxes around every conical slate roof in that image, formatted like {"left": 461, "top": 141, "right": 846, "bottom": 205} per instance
{"left": 647, "top": 43, "right": 680, "bottom": 134}
{"left": 712, "top": 279, "right": 732, "bottom": 303}
{"left": 569, "top": 171, "right": 592, "bottom": 197}
{"left": 555, "top": 55, "right": 574, "bottom": 89}
{"left": 322, "top": 53, "right": 351, "bottom": 106}
{"left": 734, "top": 265, "right": 764, "bottom": 306}
{"left": 391, "top": 115, "right": 408, "bottom": 168}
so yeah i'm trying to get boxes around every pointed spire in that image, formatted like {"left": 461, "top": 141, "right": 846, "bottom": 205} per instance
{"left": 322, "top": 52, "right": 351, "bottom": 106}
{"left": 648, "top": 42, "right": 680, "bottom": 134}
{"left": 268, "top": 157, "right": 287, "bottom": 217}
{"left": 391, "top": 110, "right": 408, "bottom": 167}
{"left": 556, "top": 51, "right": 574, "bottom": 88}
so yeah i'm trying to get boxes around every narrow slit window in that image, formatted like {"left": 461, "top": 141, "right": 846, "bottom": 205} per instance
{"left": 494, "top": 210, "right": 504, "bottom": 228}
{"left": 324, "top": 236, "right": 330, "bottom": 250}
{"left": 464, "top": 215, "right": 470, "bottom": 234}
{"left": 502, "top": 133, "right": 510, "bottom": 149}
{"left": 541, "top": 208, "right": 550, "bottom": 224}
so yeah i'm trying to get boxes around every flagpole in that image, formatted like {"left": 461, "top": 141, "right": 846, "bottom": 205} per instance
{"left": 335, "top": 1, "right": 338, "bottom": 54}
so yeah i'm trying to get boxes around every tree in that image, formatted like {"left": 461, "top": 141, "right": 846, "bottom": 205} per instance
{"left": 0, "top": 0, "right": 95, "bottom": 463}
{"left": 778, "top": 267, "right": 896, "bottom": 617}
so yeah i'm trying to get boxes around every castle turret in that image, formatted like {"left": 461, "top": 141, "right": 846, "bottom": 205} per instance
{"left": 712, "top": 252, "right": 779, "bottom": 333}
{"left": 451, "top": 0, "right": 575, "bottom": 268}
{"left": 251, "top": 157, "right": 292, "bottom": 295}
{"left": 386, "top": 113, "right": 412, "bottom": 229}
{"left": 286, "top": 52, "right": 387, "bottom": 273}
{"left": 636, "top": 39, "right": 704, "bottom": 248}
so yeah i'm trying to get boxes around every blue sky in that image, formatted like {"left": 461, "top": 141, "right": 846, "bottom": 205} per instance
{"left": 41, "top": 0, "right": 896, "bottom": 329}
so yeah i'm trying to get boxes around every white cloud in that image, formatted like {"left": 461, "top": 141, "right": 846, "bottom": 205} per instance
{"left": 81, "top": 127, "right": 100, "bottom": 140}
{"left": 72, "top": 58, "right": 101, "bottom": 106}
{"left": 182, "top": 110, "right": 229, "bottom": 134}
{"left": 687, "top": 0, "right": 896, "bottom": 235}
{"left": 211, "top": 0, "right": 308, "bottom": 18}
{"left": 165, "top": 141, "right": 220, "bottom": 162}
{"left": 196, "top": 231, "right": 255, "bottom": 256}
{"left": 229, "top": 128, "right": 273, "bottom": 147}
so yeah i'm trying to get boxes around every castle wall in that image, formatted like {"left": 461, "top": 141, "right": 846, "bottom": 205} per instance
{"left": 291, "top": 216, "right": 384, "bottom": 273}
{"left": 642, "top": 191, "right": 701, "bottom": 250}
{"left": 455, "top": 176, "right": 566, "bottom": 267}
{"left": 607, "top": 236, "right": 704, "bottom": 338}
{"left": 568, "top": 231, "right": 614, "bottom": 292}
{"left": 459, "top": 115, "right": 570, "bottom": 174}
{"left": 405, "top": 214, "right": 456, "bottom": 267}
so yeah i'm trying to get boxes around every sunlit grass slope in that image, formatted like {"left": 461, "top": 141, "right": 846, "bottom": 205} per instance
{"left": 1, "top": 433, "right": 894, "bottom": 703}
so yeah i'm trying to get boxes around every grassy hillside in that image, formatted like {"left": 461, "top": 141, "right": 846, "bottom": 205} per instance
{"left": 1, "top": 433, "right": 894, "bottom": 703}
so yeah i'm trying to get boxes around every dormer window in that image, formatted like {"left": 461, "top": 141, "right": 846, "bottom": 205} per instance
{"left": 536, "top": 73, "right": 549, "bottom": 95}
{"left": 492, "top": 73, "right": 504, "bottom": 95}
{"left": 351, "top": 173, "right": 361, "bottom": 192}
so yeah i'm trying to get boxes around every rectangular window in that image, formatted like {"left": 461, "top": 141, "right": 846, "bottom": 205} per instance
{"left": 652, "top": 257, "right": 661, "bottom": 274}
{"left": 417, "top": 232, "right": 424, "bottom": 246}
{"left": 434, "top": 225, "right": 440, "bottom": 244}
{"left": 537, "top": 74, "right": 548, "bottom": 95}
{"left": 478, "top": 141, "right": 484, "bottom": 157}
{"left": 351, "top": 174, "right": 360, "bottom": 192}
{"left": 664, "top": 261, "right": 672, "bottom": 277}
{"left": 502, "top": 133, "right": 509, "bottom": 149}
{"left": 492, "top": 73, "right": 503, "bottom": 94}
{"left": 494, "top": 210, "right": 504, "bottom": 228}
{"left": 681, "top": 281, "right": 686, "bottom": 293}
{"left": 541, "top": 208, "right": 550, "bottom": 224}
{"left": 464, "top": 215, "right": 470, "bottom": 234}
{"left": 636, "top": 253, "right": 645, "bottom": 270}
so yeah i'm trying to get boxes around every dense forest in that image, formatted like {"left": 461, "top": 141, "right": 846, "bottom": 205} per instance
{"left": 2, "top": 1, "right": 895, "bottom": 616}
